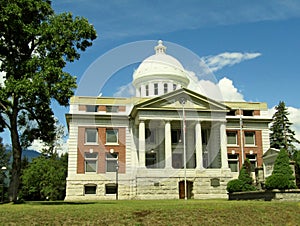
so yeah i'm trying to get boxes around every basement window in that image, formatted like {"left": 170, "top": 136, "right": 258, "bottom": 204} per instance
{"left": 84, "top": 184, "right": 97, "bottom": 195}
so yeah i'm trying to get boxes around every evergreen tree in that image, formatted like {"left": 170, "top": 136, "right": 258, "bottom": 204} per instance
{"left": 0, "top": 0, "right": 96, "bottom": 202}
{"left": 270, "top": 101, "right": 300, "bottom": 156}
{"left": 265, "top": 149, "right": 296, "bottom": 190}
{"left": 226, "top": 159, "right": 256, "bottom": 193}
{"left": 0, "top": 137, "right": 10, "bottom": 202}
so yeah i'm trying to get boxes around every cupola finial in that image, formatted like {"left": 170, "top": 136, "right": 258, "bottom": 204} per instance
{"left": 154, "top": 40, "right": 166, "bottom": 54}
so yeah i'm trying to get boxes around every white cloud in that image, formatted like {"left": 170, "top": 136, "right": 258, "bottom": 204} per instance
{"left": 113, "top": 83, "right": 135, "bottom": 97}
{"left": 217, "top": 77, "right": 245, "bottom": 101}
{"left": 201, "top": 52, "right": 261, "bottom": 72}
{"left": 53, "top": 1, "right": 300, "bottom": 39}
{"left": 187, "top": 69, "right": 244, "bottom": 102}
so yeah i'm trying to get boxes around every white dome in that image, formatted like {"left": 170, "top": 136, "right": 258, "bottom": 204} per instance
{"left": 132, "top": 40, "right": 189, "bottom": 87}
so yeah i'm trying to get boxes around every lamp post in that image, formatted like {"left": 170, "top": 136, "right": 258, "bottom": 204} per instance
{"left": 110, "top": 149, "right": 119, "bottom": 200}
{"left": 1, "top": 166, "right": 7, "bottom": 203}
{"left": 116, "top": 160, "right": 119, "bottom": 200}
{"left": 179, "top": 97, "right": 187, "bottom": 200}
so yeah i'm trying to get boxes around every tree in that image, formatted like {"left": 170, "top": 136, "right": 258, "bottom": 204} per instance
{"left": 265, "top": 149, "right": 296, "bottom": 190}
{"left": 0, "top": 0, "right": 96, "bottom": 202}
{"left": 226, "top": 159, "right": 257, "bottom": 193}
{"left": 270, "top": 101, "right": 300, "bottom": 157}
{"left": 0, "top": 137, "right": 10, "bottom": 202}
{"left": 20, "top": 153, "right": 68, "bottom": 201}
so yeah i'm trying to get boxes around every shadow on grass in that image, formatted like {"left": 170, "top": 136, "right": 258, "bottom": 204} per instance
{"left": 25, "top": 201, "right": 117, "bottom": 205}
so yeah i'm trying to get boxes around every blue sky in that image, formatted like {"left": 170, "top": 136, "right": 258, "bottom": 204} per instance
{"left": 3, "top": 0, "right": 300, "bottom": 148}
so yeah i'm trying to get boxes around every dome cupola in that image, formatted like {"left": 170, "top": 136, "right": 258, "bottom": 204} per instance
{"left": 133, "top": 40, "right": 189, "bottom": 97}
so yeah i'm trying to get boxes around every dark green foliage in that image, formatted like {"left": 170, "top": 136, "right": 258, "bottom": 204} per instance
{"left": 20, "top": 153, "right": 68, "bottom": 201}
{"left": 270, "top": 101, "right": 300, "bottom": 157}
{"left": 295, "top": 151, "right": 300, "bottom": 188}
{"left": 0, "top": 0, "right": 96, "bottom": 201}
{"left": 265, "top": 149, "right": 296, "bottom": 190}
{"left": 226, "top": 159, "right": 256, "bottom": 193}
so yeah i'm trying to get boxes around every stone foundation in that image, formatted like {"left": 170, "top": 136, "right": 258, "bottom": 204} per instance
{"left": 65, "top": 168, "right": 233, "bottom": 201}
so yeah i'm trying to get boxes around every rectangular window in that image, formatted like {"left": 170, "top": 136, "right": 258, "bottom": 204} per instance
{"left": 228, "top": 154, "right": 239, "bottom": 172}
{"left": 243, "top": 110, "right": 254, "bottom": 116}
{"left": 106, "top": 152, "right": 118, "bottom": 172}
{"left": 106, "top": 106, "right": 119, "bottom": 113}
{"left": 85, "top": 152, "right": 98, "bottom": 173}
{"left": 164, "top": 83, "right": 168, "bottom": 93}
{"left": 246, "top": 154, "right": 257, "bottom": 172}
{"left": 84, "top": 184, "right": 97, "bottom": 195}
{"left": 145, "top": 128, "right": 155, "bottom": 144}
{"left": 145, "top": 85, "right": 149, "bottom": 96}
{"left": 85, "top": 129, "right": 98, "bottom": 143}
{"left": 106, "top": 129, "right": 118, "bottom": 144}
{"left": 154, "top": 83, "right": 158, "bottom": 95}
{"left": 171, "top": 129, "right": 182, "bottom": 144}
{"left": 105, "top": 183, "right": 117, "bottom": 194}
{"left": 227, "top": 131, "right": 237, "bottom": 145}
{"left": 146, "top": 151, "right": 157, "bottom": 168}
{"left": 86, "top": 105, "right": 98, "bottom": 112}
{"left": 227, "top": 110, "right": 236, "bottom": 116}
{"left": 245, "top": 131, "right": 255, "bottom": 145}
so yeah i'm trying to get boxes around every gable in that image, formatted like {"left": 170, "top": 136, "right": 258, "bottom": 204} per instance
{"left": 133, "top": 88, "right": 229, "bottom": 111}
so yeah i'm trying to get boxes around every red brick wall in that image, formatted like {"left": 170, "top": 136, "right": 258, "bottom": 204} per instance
{"left": 227, "top": 129, "right": 263, "bottom": 169}
{"left": 77, "top": 126, "right": 126, "bottom": 174}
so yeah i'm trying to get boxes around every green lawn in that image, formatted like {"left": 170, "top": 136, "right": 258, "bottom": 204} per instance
{"left": 0, "top": 199, "right": 299, "bottom": 225}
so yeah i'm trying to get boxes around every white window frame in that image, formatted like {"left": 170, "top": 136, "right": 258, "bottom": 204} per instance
{"left": 106, "top": 128, "right": 119, "bottom": 144}
{"left": 85, "top": 128, "right": 98, "bottom": 144}
{"left": 84, "top": 152, "right": 98, "bottom": 173}
{"left": 244, "top": 131, "right": 256, "bottom": 146}
{"left": 106, "top": 152, "right": 118, "bottom": 172}
{"left": 227, "top": 131, "right": 238, "bottom": 146}
{"left": 228, "top": 154, "right": 239, "bottom": 172}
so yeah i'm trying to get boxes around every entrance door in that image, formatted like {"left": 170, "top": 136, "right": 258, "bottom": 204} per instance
{"left": 179, "top": 181, "right": 193, "bottom": 199}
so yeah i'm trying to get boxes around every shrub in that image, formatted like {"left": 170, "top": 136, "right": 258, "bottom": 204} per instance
{"left": 226, "top": 159, "right": 257, "bottom": 193}
{"left": 265, "top": 149, "right": 296, "bottom": 190}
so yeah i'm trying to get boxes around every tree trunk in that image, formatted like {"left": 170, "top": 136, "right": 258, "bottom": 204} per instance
{"left": 8, "top": 106, "right": 22, "bottom": 202}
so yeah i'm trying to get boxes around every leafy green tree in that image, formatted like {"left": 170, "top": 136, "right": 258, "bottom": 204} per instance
{"left": 0, "top": 0, "right": 96, "bottom": 201}
{"left": 0, "top": 137, "right": 10, "bottom": 202}
{"left": 226, "top": 159, "right": 256, "bottom": 193}
{"left": 265, "top": 149, "right": 296, "bottom": 190}
{"left": 270, "top": 101, "right": 300, "bottom": 156}
{"left": 21, "top": 153, "right": 68, "bottom": 201}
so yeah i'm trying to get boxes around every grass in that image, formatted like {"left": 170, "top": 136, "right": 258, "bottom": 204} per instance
{"left": 0, "top": 199, "right": 300, "bottom": 225}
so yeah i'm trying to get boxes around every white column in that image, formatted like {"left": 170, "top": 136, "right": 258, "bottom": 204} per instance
{"left": 220, "top": 122, "right": 228, "bottom": 168}
{"left": 139, "top": 120, "right": 146, "bottom": 167}
{"left": 165, "top": 120, "right": 172, "bottom": 168}
{"left": 195, "top": 121, "right": 203, "bottom": 169}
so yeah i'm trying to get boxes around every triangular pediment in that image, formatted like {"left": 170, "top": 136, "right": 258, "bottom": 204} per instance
{"left": 132, "top": 88, "right": 229, "bottom": 114}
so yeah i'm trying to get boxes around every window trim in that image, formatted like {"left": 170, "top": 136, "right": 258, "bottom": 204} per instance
{"left": 244, "top": 131, "right": 256, "bottom": 146}
{"left": 105, "top": 128, "right": 119, "bottom": 145}
{"left": 85, "top": 128, "right": 98, "bottom": 144}
{"left": 227, "top": 131, "right": 238, "bottom": 146}
{"left": 228, "top": 154, "right": 239, "bottom": 172}
{"left": 106, "top": 152, "right": 118, "bottom": 172}
{"left": 84, "top": 152, "right": 98, "bottom": 173}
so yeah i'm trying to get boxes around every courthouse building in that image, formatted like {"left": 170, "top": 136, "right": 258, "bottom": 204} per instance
{"left": 65, "top": 41, "right": 271, "bottom": 200}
